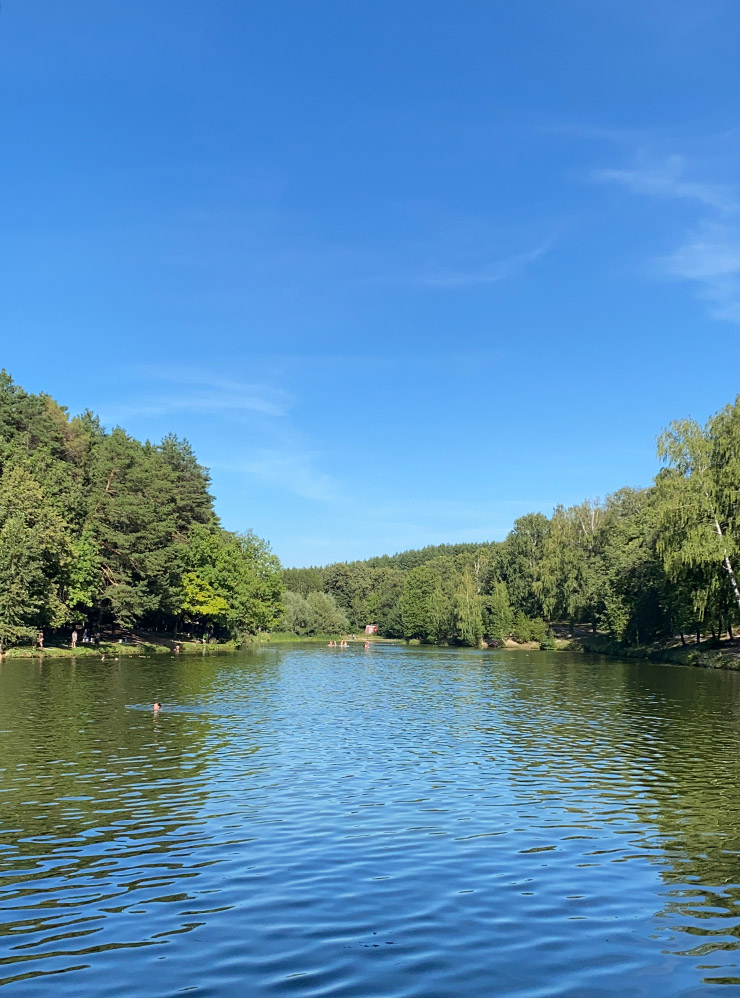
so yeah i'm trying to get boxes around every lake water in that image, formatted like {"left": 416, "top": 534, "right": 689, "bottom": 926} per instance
{"left": 1, "top": 645, "right": 740, "bottom": 997}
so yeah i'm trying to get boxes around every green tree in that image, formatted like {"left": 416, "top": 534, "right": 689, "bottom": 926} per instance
{"left": 0, "top": 466, "right": 69, "bottom": 649}
{"left": 482, "top": 580, "right": 513, "bottom": 641}
{"left": 185, "top": 525, "right": 283, "bottom": 636}
{"left": 656, "top": 405, "right": 740, "bottom": 625}
{"left": 181, "top": 572, "right": 230, "bottom": 627}
{"left": 399, "top": 559, "right": 456, "bottom": 643}
{"left": 454, "top": 567, "right": 483, "bottom": 646}
{"left": 500, "top": 513, "right": 550, "bottom": 617}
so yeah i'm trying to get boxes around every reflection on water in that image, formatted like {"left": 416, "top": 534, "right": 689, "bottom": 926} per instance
{"left": 1, "top": 647, "right": 740, "bottom": 996}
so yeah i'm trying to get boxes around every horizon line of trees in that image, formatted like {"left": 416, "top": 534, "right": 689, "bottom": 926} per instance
{"left": 4, "top": 370, "right": 740, "bottom": 655}
{"left": 0, "top": 372, "right": 284, "bottom": 651}
{"left": 281, "top": 395, "right": 740, "bottom": 648}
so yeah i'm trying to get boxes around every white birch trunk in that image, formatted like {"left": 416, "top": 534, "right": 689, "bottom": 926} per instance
{"left": 713, "top": 515, "right": 740, "bottom": 616}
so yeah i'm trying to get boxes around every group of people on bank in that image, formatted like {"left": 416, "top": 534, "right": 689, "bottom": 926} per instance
{"left": 328, "top": 639, "right": 371, "bottom": 649}
{"left": 35, "top": 628, "right": 102, "bottom": 650}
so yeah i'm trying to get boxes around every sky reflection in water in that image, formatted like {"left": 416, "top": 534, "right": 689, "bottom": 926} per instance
{"left": 1, "top": 646, "right": 739, "bottom": 997}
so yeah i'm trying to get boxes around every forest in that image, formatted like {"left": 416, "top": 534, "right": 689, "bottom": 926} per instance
{"left": 0, "top": 372, "right": 283, "bottom": 651}
{"left": 282, "top": 397, "right": 740, "bottom": 649}
{"left": 2, "top": 370, "right": 740, "bottom": 655}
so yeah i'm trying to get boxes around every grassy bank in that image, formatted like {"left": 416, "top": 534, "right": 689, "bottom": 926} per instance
{"left": 1, "top": 630, "right": 401, "bottom": 659}
{"left": 266, "top": 632, "right": 402, "bottom": 645}
{"left": 572, "top": 633, "right": 740, "bottom": 670}
{"left": 2, "top": 634, "right": 250, "bottom": 660}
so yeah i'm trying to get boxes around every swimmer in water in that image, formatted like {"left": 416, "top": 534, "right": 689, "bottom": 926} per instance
{"left": 153, "top": 701, "right": 162, "bottom": 712}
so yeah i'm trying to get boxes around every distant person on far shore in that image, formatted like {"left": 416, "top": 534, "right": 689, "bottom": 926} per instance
{"left": 93, "top": 631, "right": 100, "bottom": 648}
{"left": 36, "top": 630, "right": 44, "bottom": 650}
{"left": 82, "top": 628, "right": 89, "bottom": 644}
{"left": 71, "top": 628, "right": 78, "bottom": 649}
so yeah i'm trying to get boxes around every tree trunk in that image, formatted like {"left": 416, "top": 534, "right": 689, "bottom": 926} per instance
{"left": 680, "top": 632, "right": 686, "bottom": 646}
{"left": 697, "top": 628, "right": 701, "bottom": 645}
{"left": 723, "top": 554, "right": 740, "bottom": 615}
{"left": 711, "top": 513, "right": 740, "bottom": 617}
{"left": 729, "top": 621, "right": 735, "bottom": 644}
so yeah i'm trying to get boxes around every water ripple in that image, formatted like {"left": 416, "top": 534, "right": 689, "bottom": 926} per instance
{"left": 1, "top": 647, "right": 740, "bottom": 995}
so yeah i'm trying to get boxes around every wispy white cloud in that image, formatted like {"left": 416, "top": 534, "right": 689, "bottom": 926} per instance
{"left": 545, "top": 122, "right": 646, "bottom": 145}
{"left": 593, "top": 152, "right": 740, "bottom": 321}
{"left": 421, "top": 243, "right": 549, "bottom": 288}
{"left": 99, "top": 370, "right": 290, "bottom": 424}
{"left": 660, "top": 222, "right": 740, "bottom": 321}
{"left": 214, "top": 449, "right": 342, "bottom": 504}
{"left": 592, "top": 155, "right": 737, "bottom": 213}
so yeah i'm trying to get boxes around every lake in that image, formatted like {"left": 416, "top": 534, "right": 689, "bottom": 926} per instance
{"left": 1, "top": 645, "right": 740, "bottom": 996}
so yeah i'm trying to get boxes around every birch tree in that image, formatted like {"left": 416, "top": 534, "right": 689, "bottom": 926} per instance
{"left": 656, "top": 404, "right": 740, "bottom": 622}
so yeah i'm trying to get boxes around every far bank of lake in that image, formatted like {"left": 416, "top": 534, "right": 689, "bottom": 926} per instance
{"left": 6, "top": 627, "right": 740, "bottom": 672}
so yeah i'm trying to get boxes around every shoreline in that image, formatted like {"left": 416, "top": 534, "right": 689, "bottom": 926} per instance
{"left": 0, "top": 631, "right": 401, "bottom": 661}
{"left": 570, "top": 633, "right": 740, "bottom": 671}
{"left": 5, "top": 631, "right": 739, "bottom": 672}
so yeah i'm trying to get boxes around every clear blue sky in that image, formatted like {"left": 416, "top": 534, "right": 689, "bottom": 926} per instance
{"left": 1, "top": 1, "right": 738, "bottom": 566}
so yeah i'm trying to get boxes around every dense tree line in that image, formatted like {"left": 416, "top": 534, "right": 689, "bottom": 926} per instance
{"left": 282, "top": 396, "right": 740, "bottom": 648}
{"left": 0, "top": 373, "right": 283, "bottom": 650}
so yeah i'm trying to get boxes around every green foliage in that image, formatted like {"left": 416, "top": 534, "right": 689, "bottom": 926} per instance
{"left": 185, "top": 525, "right": 284, "bottom": 635}
{"left": 400, "top": 561, "right": 455, "bottom": 642}
{"left": 500, "top": 513, "right": 550, "bottom": 618}
{"left": 655, "top": 404, "right": 740, "bottom": 631}
{"left": 511, "top": 612, "right": 546, "bottom": 644}
{"left": 529, "top": 617, "right": 547, "bottom": 643}
{"left": 0, "top": 371, "right": 283, "bottom": 649}
{"left": 482, "top": 581, "right": 513, "bottom": 640}
{"left": 454, "top": 567, "right": 483, "bottom": 646}
{"left": 540, "top": 629, "right": 557, "bottom": 651}
{"left": 181, "top": 571, "right": 230, "bottom": 623}
{"left": 279, "top": 589, "right": 349, "bottom": 636}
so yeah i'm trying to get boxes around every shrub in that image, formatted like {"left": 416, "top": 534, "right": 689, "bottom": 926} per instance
{"left": 529, "top": 617, "right": 547, "bottom": 643}
{"left": 540, "top": 629, "right": 557, "bottom": 651}
{"left": 511, "top": 611, "right": 532, "bottom": 643}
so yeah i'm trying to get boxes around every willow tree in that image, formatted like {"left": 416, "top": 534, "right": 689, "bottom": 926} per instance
{"left": 656, "top": 402, "right": 740, "bottom": 627}
{"left": 454, "top": 567, "right": 483, "bottom": 647}
{"left": 536, "top": 500, "right": 605, "bottom": 633}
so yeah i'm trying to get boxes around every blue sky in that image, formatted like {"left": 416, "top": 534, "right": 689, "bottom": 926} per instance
{"left": 1, "top": 1, "right": 739, "bottom": 566}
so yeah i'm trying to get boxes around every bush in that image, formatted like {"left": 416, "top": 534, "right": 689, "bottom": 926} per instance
{"left": 529, "top": 617, "right": 547, "bottom": 643}
{"left": 511, "top": 611, "right": 532, "bottom": 643}
{"left": 540, "top": 629, "right": 557, "bottom": 651}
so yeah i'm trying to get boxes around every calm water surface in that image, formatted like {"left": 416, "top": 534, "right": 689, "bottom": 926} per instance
{"left": 1, "top": 646, "right": 740, "bottom": 996}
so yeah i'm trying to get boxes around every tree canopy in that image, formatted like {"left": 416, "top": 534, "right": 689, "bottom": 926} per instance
{"left": 0, "top": 372, "right": 283, "bottom": 649}
{"left": 281, "top": 395, "right": 740, "bottom": 649}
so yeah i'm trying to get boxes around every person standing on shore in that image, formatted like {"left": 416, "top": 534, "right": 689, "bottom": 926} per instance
{"left": 71, "top": 628, "right": 78, "bottom": 649}
{"left": 36, "top": 630, "right": 44, "bottom": 650}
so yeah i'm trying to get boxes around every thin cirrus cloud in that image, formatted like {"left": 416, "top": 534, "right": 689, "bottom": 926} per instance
{"left": 593, "top": 153, "right": 740, "bottom": 321}
{"left": 421, "top": 243, "right": 549, "bottom": 288}
{"left": 215, "top": 450, "right": 342, "bottom": 504}
{"left": 98, "top": 370, "right": 291, "bottom": 425}
{"left": 660, "top": 222, "right": 740, "bottom": 322}
{"left": 592, "top": 155, "right": 738, "bottom": 213}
